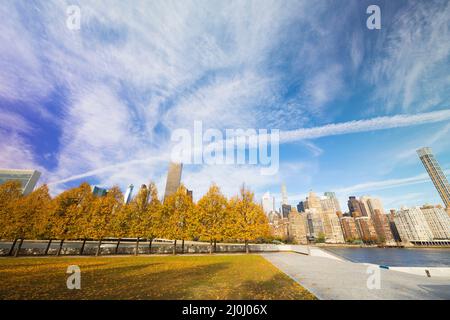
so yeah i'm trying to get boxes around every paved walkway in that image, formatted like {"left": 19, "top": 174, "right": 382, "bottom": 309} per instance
{"left": 262, "top": 252, "right": 450, "bottom": 300}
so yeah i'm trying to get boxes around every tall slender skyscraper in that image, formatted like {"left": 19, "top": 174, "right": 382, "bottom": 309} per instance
{"left": 281, "top": 184, "right": 288, "bottom": 205}
{"left": 124, "top": 184, "right": 134, "bottom": 204}
{"left": 417, "top": 147, "right": 450, "bottom": 208}
{"left": 164, "top": 162, "right": 183, "bottom": 201}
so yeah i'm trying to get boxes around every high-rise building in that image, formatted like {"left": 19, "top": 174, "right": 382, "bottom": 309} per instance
{"left": 262, "top": 192, "right": 275, "bottom": 215}
{"left": 347, "top": 196, "right": 369, "bottom": 217}
{"left": 297, "top": 201, "right": 305, "bottom": 213}
{"left": 388, "top": 210, "right": 402, "bottom": 242}
{"left": 339, "top": 216, "right": 360, "bottom": 242}
{"left": 420, "top": 205, "right": 450, "bottom": 240}
{"left": 371, "top": 209, "right": 395, "bottom": 245}
{"left": 417, "top": 147, "right": 450, "bottom": 208}
{"left": 288, "top": 210, "right": 308, "bottom": 244}
{"left": 394, "top": 207, "right": 434, "bottom": 243}
{"left": 304, "top": 191, "right": 321, "bottom": 210}
{"left": 164, "top": 162, "right": 183, "bottom": 201}
{"left": 124, "top": 184, "right": 134, "bottom": 204}
{"left": 323, "top": 192, "right": 341, "bottom": 212}
{"left": 354, "top": 216, "right": 378, "bottom": 243}
{"left": 281, "top": 204, "right": 291, "bottom": 219}
{"left": 281, "top": 184, "right": 288, "bottom": 206}
{"left": 92, "top": 186, "right": 108, "bottom": 197}
{"left": 0, "top": 169, "right": 41, "bottom": 195}
{"left": 299, "top": 191, "right": 344, "bottom": 243}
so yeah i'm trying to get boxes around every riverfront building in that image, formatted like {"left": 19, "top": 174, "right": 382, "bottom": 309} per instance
{"left": 0, "top": 169, "right": 41, "bottom": 195}
{"left": 354, "top": 216, "right": 378, "bottom": 243}
{"left": 348, "top": 196, "right": 369, "bottom": 217}
{"left": 371, "top": 209, "right": 396, "bottom": 245}
{"left": 339, "top": 215, "right": 360, "bottom": 242}
{"left": 420, "top": 205, "right": 450, "bottom": 240}
{"left": 394, "top": 207, "right": 434, "bottom": 243}
{"left": 288, "top": 210, "right": 308, "bottom": 244}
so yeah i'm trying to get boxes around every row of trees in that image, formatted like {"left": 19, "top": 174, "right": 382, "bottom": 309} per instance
{"left": 0, "top": 181, "right": 270, "bottom": 256}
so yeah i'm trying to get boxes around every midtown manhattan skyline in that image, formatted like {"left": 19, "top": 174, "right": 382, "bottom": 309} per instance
{"left": 1, "top": 0, "right": 450, "bottom": 210}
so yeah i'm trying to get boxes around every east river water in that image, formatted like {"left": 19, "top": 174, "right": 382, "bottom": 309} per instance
{"left": 325, "top": 247, "right": 450, "bottom": 267}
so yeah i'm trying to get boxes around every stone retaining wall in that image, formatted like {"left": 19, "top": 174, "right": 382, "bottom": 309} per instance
{"left": 0, "top": 241, "right": 292, "bottom": 256}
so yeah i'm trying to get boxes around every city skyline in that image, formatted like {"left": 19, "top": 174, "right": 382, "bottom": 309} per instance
{"left": 1, "top": 1, "right": 450, "bottom": 210}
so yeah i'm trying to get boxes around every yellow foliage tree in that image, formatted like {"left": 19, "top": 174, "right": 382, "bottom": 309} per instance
{"left": 162, "top": 185, "right": 197, "bottom": 254}
{"left": 0, "top": 181, "right": 24, "bottom": 255}
{"left": 228, "top": 185, "right": 270, "bottom": 253}
{"left": 87, "top": 186, "right": 123, "bottom": 256}
{"left": 128, "top": 184, "right": 150, "bottom": 255}
{"left": 144, "top": 182, "right": 162, "bottom": 254}
{"left": 197, "top": 184, "right": 228, "bottom": 253}
{"left": 49, "top": 183, "right": 94, "bottom": 255}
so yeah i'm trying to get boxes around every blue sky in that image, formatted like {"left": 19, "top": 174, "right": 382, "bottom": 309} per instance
{"left": 1, "top": 0, "right": 450, "bottom": 211}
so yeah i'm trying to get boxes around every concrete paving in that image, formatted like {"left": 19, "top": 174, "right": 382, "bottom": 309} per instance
{"left": 261, "top": 252, "right": 450, "bottom": 300}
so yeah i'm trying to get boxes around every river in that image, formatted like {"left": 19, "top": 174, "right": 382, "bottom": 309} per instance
{"left": 324, "top": 247, "right": 450, "bottom": 267}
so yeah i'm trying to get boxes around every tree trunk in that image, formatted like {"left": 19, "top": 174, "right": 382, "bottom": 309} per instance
{"left": 115, "top": 238, "right": 121, "bottom": 255}
{"left": 245, "top": 240, "right": 249, "bottom": 254}
{"left": 209, "top": 239, "right": 213, "bottom": 254}
{"left": 214, "top": 240, "right": 217, "bottom": 253}
{"left": 181, "top": 239, "right": 185, "bottom": 254}
{"left": 148, "top": 238, "right": 153, "bottom": 254}
{"left": 56, "top": 239, "right": 64, "bottom": 256}
{"left": 135, "top": 237, "right": 140, "bottom": 256}
{"left": 173, "top": 239, "right": 177, "bottom": 255}
{"left": 44, "top": 239, "right": 52, "bottom": 255}
{"left": 79, "top": 239, "right": 86, "bottom": 255}
{"left": 96, "top": 238, "right": 102, "bottom": 256}
{"left": 8, "top": 238, "right": 17, "bottom": 256}
{"left": 14, "top": 238, "right": 24, "bottom": 257}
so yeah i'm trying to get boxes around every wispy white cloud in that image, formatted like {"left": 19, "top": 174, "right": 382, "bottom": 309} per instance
{"left": 335, "top": 169, "right": 450, "bottom": 195}
{"left": 280, "top": 109, "right": 450, "bottom": 142}
{"left": 368, "top": 1, "right": 450, "bottom": 112}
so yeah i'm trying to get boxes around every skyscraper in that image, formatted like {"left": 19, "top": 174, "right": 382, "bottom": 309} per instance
{"left": 281, "top": 184, "right": 288, "bottom": 205}
{"left": 92, "top": 186, "right": 108, "bottom": 197}
{"left": 164, "top": 162, "right": 183, "bottom": 201}
{"left": 124, "top": 184, "right": 134, "bottom": 204}
{"left": 417, "top": 147, "right": 450, "bottom": 208}
{"left": 262, "top": 191, "right": 275, "bottom": 215}
{"left": 0, "top": 169, "right": 41, "bottom": 195}
{"left": 348, "top": 196, "right": 369, "bottom": 217}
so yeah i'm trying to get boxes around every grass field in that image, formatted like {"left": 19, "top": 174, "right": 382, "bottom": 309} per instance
{"left": 0, "top": 254, "right": 316, "bottom": 300}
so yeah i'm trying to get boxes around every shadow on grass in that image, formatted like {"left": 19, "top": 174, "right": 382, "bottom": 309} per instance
{"left": 229, "top": 273, "right": 317, "bottom": 300}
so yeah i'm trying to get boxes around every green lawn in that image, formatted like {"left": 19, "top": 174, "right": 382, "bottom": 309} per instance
{"left": 0, "top": 254, "right": 316, "bottom": 300}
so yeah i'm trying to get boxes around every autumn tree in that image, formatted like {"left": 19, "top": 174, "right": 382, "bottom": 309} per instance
{"left": 228, "top": 185, "right": 270, "bottom": 253}
{"left": 49, "top": 183, "right": 94, "bottom": 255}
{"left": 144, "top": 182, "right": 162, "bottom": 254}
{"left": 0, "top": 181, "right": 23, "bottom": 255}
{"left": 87, "top": 186, "right": 123, "bottom": 256}
{"left": 197, "top": 184, "right": 228, "bottom": 253}
{"left": 13, "top": 185, "right": 53, "bottom": 256}
{"left": 162, "top": 185, "right": 197, "bottom": 254}
{"left": 110, "top": 202, "right": 132, "bottom": 254}
{"left": 128, "top": 184, "right": 150, "bottom": 255}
